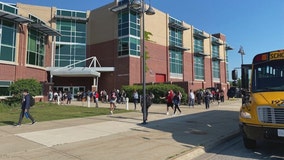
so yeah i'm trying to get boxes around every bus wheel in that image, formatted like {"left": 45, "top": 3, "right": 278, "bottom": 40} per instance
{"left": 243, "top": 136, "right": 256, "bottom": 149}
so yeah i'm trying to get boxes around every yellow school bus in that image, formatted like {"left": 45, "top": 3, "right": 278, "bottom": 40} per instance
{"left": 238, "top": 49, "right": 284, "bottom": 148}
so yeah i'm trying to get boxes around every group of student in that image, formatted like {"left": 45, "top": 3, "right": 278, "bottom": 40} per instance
{"left": 48, "top": 90, "right": 72, "bottom": 105}
{"left": 161, "top": 90, "right": 183, "bottom": 116}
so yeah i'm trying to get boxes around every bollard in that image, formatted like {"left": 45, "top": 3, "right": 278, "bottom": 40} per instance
{"left": 87, "top": 96, "right": 90, "bottom": 108}
{"left": 57, "top": 96, "right": 60, "bottom": 105}
{"left": 126, "top": 97, "right": 129, "bottom": 110}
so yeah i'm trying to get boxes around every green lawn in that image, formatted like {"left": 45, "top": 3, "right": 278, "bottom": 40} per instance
{"left": 0, "top": 102, "right": 131, "bottom": 126}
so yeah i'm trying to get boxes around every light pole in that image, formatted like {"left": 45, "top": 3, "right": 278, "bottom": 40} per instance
{"left": 238, "top": 46, "right": 245, "bottom": 89}
{"left": 130, "top": 0, "right": 155, "bottom": 124}
{"left": 238, "top": 46, "right": 245, "bottom": 65}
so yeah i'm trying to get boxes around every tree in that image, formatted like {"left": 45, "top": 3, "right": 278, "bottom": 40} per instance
{"left": 144, "top": 30, "right": 153, "bottom": 72}
{"left": 8, "top": 79, "right": 41, "bottom": 101}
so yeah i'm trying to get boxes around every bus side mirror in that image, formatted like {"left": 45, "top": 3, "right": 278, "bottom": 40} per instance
{"left": 232, "top": 69, "right": 238, "bottom": 80}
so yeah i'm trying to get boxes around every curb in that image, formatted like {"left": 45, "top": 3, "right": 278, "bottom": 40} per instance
{"left": 170, "top": 130, "right": 241, "bottom": 160}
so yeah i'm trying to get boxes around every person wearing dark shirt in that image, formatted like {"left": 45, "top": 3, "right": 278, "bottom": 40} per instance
{"left": 204, "top": 90, "right": 211, "bottom": 109}
{"left": 16, "top": 89, "right": 36, "bottom": 126}
{"left": 141, "top": 92, "right": 154, "bottom": 124}
{"left": 173, "top": 91, "right": 182, "bottom": 115}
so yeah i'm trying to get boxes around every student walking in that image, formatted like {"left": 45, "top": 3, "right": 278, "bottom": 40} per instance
{"left": 93, "top": 90, "right": 99, "bottom": 107}
{"left": 133, "top": 90, "right": 139, "bottom": 110}
{"left": 16, "top": 89, "right": 36, "bottom": 126}
{"left": 141, "top": 92, "right": 154, "bottom": 124}
{"left": 66, "top": 91, "right": 72, "bottom": 104}
{"left": 109, "top": 90, "right": 117, "bottom": 115}
{"left": 160, "top": 90, "right": 174, "bottom": 115}
{"left": 173, "top": 91, "right": 182, "bottom": 115}
{"left": 204, "top": 90, "right": 211, "bottom": 109}
{"left": 188, "top": 89, "right": 195, "bottom": 108}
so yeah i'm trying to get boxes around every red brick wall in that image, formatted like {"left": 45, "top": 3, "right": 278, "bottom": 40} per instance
{"left": 129, "top": 56, "right": 141, "bottom": 84}
{"left": 0, "top": 64, "right": 16, "bottom": 81}
{"left": 87, "top": 40, "right": 132, "bottom": 92}
{"left": 87, "top": 40, "right": 229, "bottom": 96}
{"left": 146, "top": 41, "right": 168, "bottom": 83}
{"left": 204, "top": 57, "right": 212, "bottom": 88}
{"left": 183, "top": 51, "right": 193, "bottom": 83}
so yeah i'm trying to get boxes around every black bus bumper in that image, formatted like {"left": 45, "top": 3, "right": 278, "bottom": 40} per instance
{"left": 239, "top": 123, "right": 284, "bottom": 142}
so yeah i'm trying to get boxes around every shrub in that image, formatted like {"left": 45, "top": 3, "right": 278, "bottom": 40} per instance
{"left": 121, "top": 83, "right": 188, "bottom": 104}
{"left": 7, "top": 79, "right": 41, "bottom": 105}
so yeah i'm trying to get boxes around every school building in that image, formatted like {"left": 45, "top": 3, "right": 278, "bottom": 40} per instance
{"left": 0, "top": 0, "right": 233, "bottom": 100}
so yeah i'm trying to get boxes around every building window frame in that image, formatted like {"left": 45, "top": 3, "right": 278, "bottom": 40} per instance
{"left": 193, "top": 37, "right": 205, "bottom": 80}
{"left": 0, "top": 19, "right": 16, "bottom": 62}
{"left": 55, "top": 10, "right": 87, "bottom": 67}
{"left": 27, "top": 28, "right": 45, "bottom": 67}
{"left": 170, "top": 49, "right": 183, "bottom": 78}
{"left": 212, "top": 44, "right": 220, "bottom": 80}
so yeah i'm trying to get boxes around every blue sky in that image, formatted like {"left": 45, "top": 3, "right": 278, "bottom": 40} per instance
{"left": 3, "top": 0, "right": 284, "bottom": 79}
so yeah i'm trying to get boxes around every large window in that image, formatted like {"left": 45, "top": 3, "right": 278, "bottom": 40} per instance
{"left": 118, "top": 10, "right": 140, "bottom": 57}
{"left": 194, "top": 56, "right": 204, "bottom": 80}
{"left": 212, "top": 45, "right": 220, "bottom": 79}
{"left": 169, "top": 29, "right": 182, "bottom": 47}
{"left": 0, "top": 81, "right": 12, "bottom": 96}
{"left": 27, "top": 29, "right": 45, "bottom": 67}
{"left": 170, "top": 50, "right": 183, "bottom": 78}
{"left": 168, "top": 17, "right": 184, "bottom": 78}
{"left": 225, "top": 49, "right": 229, "bottom": 82}
{"left": 0, "top": 20, "right": 16, "bottom": 62}
{"left": 252, "top": 60, "right": 284, "bottom": 92}
{"left": 55, "top": 44, "right": 86, "bottom": 67}
{"left": 194, "top": 38, "right": 204, "bottom": 53}
{"left": 194, "top": 37, "right": 205, "bottom": 80}
{"left": 55, "top": 9, "right": 87, "bottom": 67}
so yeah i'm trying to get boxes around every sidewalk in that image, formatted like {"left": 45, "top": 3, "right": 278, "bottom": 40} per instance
{"left": 0, "top": 99, "right": 241, "bottom": 160}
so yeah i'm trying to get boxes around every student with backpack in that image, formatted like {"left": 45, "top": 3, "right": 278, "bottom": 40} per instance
{"left": 173, "top": 91, "right": 182, "bottom": 115}
{"left": 16, "top": 89, "right": 36, "bottom": 126}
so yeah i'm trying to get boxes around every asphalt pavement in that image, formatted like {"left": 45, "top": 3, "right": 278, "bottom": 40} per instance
{"left": 0, "top": 99, "right": 241, "bottom": 160}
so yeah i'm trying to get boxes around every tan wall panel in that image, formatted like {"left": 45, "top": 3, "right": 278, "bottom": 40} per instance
{"left": 219, "top": 42, "right": 226, "bottom": 60}
{"left": 17, "top": 3, "right": 53, "bottom": 24}
{"left": 144, "top": 7, "right": 168, "bottom": 47}
{"left": 87, "top": 2, "right": 117, "bottom": 45}
{"left": 203, "top": 32, "right": 211, "bottom": 55}
{"left": 183, "top": 23, "right": 192, "bottom": 51}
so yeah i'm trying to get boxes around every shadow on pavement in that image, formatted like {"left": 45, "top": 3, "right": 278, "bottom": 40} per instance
{"left": 137, "top": 109, "right": 240, "bottom": 154}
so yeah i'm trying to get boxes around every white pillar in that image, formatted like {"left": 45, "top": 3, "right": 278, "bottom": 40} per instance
{"left": 126, "top": 97, "right": 129, "bottom": 110}
{"left": 57, "top": 95, "right": 60, "bottom": 105}
{"left": 87, "top": 96, "right": 90, "bottom": 108}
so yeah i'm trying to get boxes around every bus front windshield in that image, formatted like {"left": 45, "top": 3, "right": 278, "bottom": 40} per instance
{"left": 252, "top": 60, "right": 284, "bottom": 92}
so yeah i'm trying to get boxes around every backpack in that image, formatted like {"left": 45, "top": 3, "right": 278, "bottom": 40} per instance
{"left": 141, "top": 94, "right": 152, "bottom": 108}
{"left": 173, "top": 95, "right": 179, "bottom": 105}
{"left": 30, "top": 95, "right": 35, "bottom": 107}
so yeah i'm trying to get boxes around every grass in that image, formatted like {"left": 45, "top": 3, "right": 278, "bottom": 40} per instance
{"left": 0, "top": 102, "right": 131, "bottom": 126}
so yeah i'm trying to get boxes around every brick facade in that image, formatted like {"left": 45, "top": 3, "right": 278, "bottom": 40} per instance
{"left": 0, "top": 1, "right": 232, "bottom": 100}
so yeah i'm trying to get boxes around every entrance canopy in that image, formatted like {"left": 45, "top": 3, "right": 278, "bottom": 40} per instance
{"left": 47, "top": 56, "right": 115, "bottom": 77}
{"left": 0, "top": 10, "right": 32, "bottom": 23}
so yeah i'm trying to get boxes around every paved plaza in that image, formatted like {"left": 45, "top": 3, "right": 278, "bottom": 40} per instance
{"left": 0, "top": 99, "right": 241, "bottom": 160}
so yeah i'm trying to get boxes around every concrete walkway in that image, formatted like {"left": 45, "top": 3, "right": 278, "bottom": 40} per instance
{"left": 0, "top": 99, "right": 241, "bottom": 160}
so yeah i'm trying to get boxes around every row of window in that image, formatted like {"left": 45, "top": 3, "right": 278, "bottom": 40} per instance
{"left": 116, "top": 9, "right": 225, "bottom": 81}
{"left": 0, "top": 18, "right": 47, "bottom": 67}
{"left": 55, "top": 14, "right": 87, "bottom": 67}
{"left": 0, "top": 19, "right": 87, "bottom": 68}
